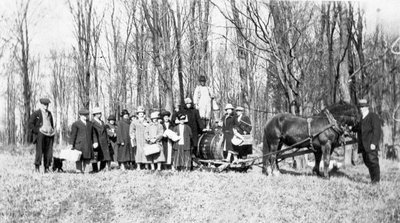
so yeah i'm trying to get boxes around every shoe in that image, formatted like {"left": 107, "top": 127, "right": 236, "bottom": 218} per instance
{"left": 44, "top": 168, "right": 50, "bottom": 173}
{"left": 35, "top": 166, "right": 40, "bottom": 173}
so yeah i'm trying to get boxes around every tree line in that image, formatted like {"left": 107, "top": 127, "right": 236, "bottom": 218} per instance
{"left": 1, "top": 0, "right": 399, "bottom": 147}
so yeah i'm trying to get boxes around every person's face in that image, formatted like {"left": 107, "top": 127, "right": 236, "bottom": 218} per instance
{"left": 163, "top": 116, "right": 170, "bottom": 122}
{"left": 41, "top": 103, "right": 49, "bottom": 110}
{"left": 179, "top": 119, "right": 185, "bottom": 124}
{"left": 123, "top": 114, "right": 129, "bottom": 120}
{"left": 80, "top": 114, "right": 88, "bottom": 121}
{"left": 236, "top": 110, "right": 243, "bottom": 115}
{"left": 94, "top": 113, "right": 102, "bottom": 119}
{"left": 200, "top": 81, "right": 205, "bottom": 86}
{"left": 226, "top": 109, "right": 232, "bottom": 114}
{"left": 360, "top": 107, "right": 369, "bottom": 116}
{"left": 186, "top": 103, "right": 192, "bottom": 108}
{"left": 109, "top": 120, "right": 115, "bottom": 125}
{"left": 152, "top": 118, "right": 158, "bottom": 123}
{"left": 138, "top": 112, "right": 144, "bottom": 118}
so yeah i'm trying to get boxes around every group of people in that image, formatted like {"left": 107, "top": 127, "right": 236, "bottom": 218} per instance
{"left": 29, "top": 75, "right": 253, "bottom": 174}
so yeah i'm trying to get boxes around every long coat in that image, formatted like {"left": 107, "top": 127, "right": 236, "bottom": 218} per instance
{"left": 116, "top": 119, "right": 134, "bottom": 162}
{"left": 28, "top": 109, "right": 54, "bottom": 143}
{"left": 162, "top": 121, "right": 175, "bottom": 164}
{"left": 70, "top": 120, "right": 95, "bottom": 160}
{"left": 357, "top": 112, "right": 382, "bottom": 153}
{"left": 222, "top": 113, "right": 238, "bottom": 152}
{"left": 144, "top": 122, "right": 166, "bottom": 163}
{"left": 92, "top": 119, "right": 112, "bottom": 161}
{"left": 130, "top": 118, "right": 149, "bottom": 163}
{"left": 106, "top": 122, "right": 118, "bottom": 161}
{"left": 181, "top": 105, "right": 204, "bottom": 148}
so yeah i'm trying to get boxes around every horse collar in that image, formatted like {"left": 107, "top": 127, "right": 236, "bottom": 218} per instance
{"left": 323, "top": 109, "right": 344, "bottom": 135}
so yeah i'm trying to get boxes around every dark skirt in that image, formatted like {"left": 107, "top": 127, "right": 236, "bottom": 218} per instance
{"left": 234, "top": 145, "right": 253, "bottom": 158}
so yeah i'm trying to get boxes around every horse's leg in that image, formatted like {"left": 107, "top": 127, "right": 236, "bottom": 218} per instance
{"left": 322, "top": 141, "right": 332, "bottom": 178}
{"left": 313, "top": 149, "right": 322, "bottom": 176}
{"left": 272, "top": 142, "right": 283, "bottom": 176}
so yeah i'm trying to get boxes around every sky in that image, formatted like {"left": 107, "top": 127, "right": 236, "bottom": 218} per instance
{"left": 0, "top": 0, "right": 400, "bottom": 131}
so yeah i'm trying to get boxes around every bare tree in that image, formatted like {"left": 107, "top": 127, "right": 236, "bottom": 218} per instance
{"left": 13, "top": 0, "right": 32, "bottom": 144}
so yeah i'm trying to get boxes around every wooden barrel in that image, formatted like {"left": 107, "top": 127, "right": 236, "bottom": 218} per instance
{"left": 197, "top": 131, "right": 224, "bottom": 160}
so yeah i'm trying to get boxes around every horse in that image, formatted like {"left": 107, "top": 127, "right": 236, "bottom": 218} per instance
{"left": 262, "top": 101, "right": 360, "bottom": 178}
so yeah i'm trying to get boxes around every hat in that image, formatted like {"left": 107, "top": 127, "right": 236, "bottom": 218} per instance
{"left": 107, "top": 115, "right": 116, "bottom": 121}
{"left": 92, "top": 107, "right": 102, "bottom": 114}
{"left": 235, "top": 106, "right": 244, "bottom": 111}
{"left": 160, "top": 110, "right": 171, "bottom": 117}
{"left": 199, "top": 75, "right": 206, "bottom": 82}
{"left": 136, "top": 106, "right": 145, "bottom": 114}
{"left": 121, "top": 109, "right": 130, "bottom": 116}
{"left": 39, "top": 98, "right": 51, "bottom": 105}
{"left": 178, "top": 114, "right": 187, "bottom": 120}
{"left": 78, "top": 108, "right": 90, "bottom": 115}
{"left": 225, "top": 103, "right": 234, "bottom": 110}
{"left": 150, "top": 111, "right": 160, "bottom": 119}
{"left": 358, "top": 99, "right": 369, "bottom": 107}
{"left": 184, "top": 98, "right": 192, "bottom": 104}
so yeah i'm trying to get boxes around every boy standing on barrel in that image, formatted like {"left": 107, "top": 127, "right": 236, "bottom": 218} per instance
{"left": 29, "top": 98, "right": 55, "bottom": 173}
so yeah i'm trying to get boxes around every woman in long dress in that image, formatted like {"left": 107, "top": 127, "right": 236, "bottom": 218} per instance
{"left": 92, "top": 107, "right": 112, "bottom": 171}
{"left": 116, "top": 109, "right": 134, "bottom": 170}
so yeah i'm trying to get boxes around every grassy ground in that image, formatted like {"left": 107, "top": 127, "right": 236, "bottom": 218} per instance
{"left": 1, "top": 145, "right": 399, "bottom": 223}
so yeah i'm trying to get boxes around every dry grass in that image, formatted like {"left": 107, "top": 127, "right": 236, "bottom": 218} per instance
{"left": 0, "top": 145, "right": 399, "bottom": 223}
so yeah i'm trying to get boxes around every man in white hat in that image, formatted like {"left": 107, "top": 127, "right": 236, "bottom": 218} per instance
{"left": 193, "top": 75, "right": 214, "bottom": 129}
{"left": 355, "top": 99, "right": 382, "bottom": 184}
{"left": 28, "top": 98, "right": 55, "bottom": 173}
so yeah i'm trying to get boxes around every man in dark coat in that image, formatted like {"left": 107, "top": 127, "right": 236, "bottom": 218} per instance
{"left": 106, "top": 115, "right": 118, "bottom": 163}
{"left": 117, "top": 109, "right": 134, "bottom": 170}
{"left": 70, "top": 108, "right": 97, "bottom": 173}
{"left": 234, "top": 106, "right": 253, "bottom": 159}
{"left": 181, "top": 98, "right": 204, "bottom": 156}
{"left": 355, "top": 99, "right": 382, "bottom": 184}
{"left": 92, "top": 107, "right": 112, "bottom": 172}
{"left": 28, "top": 98, "right": 55, "bottom": 173}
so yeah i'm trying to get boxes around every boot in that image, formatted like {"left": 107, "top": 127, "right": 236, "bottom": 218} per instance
{"left": 44, "top": 167, "right": 50, "bottom": 173}
{"left": 35, "top": 165, "right": 40, "bottom": 173}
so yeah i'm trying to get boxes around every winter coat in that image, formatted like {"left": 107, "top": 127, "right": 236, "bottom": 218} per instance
{"left": 116, "top": 118, "right": 134, "bottom": 162}
{"left": 356, "top": 112, "right": 382, "bottom": 153}
{"left": 130, "top": 118, "right": 149, "bottom": 163}
{"left": 70, "top": 120, "right": 96, "bottom": 160}
{"left": 222, "top": 113, "right": 238, "bottom": 152}
{"left": 181, "top": 105, "right": 204, "bottom": 147}
{"left": 92, "top": 119, "right": 112, "bottom": 161}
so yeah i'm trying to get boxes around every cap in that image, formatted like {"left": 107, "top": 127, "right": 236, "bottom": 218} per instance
{"left": 160, "top": 110, "right": 171, "bottom": 117}
{"left": 199, "top": 75, "right": 206, "bottom": 82}
{"left": 225, "top": 103, "right": 234, "bottom": 110}
{"left": 107, "top": 115, "right": 116, "bottom": 121}
{"left": 78, "top": 108, "right": 90, "bottom": 115}
{"left": 40, "top": 98, "right": 51, "bottom": 105}
{"left": 184, "top": 98, "right": 192, "bottom": 104}
{"left": 92, "top": 107, "right": 102, "bottom": 115}
{"left": 358, "top": 99, "right": 369, "bottom": 107}
{"left": 121, "top": 109, "right": 130, "bottom": 116}
{"left": 178, "top": 114, "right": 187, "bottom": 120}
{"left": 150, "top": 111, "right": 160, "bottom": 119}
{"left": 235, "top": 106, "right": 244, "bottom": 111}
{"left": 136, "top": 106, "right": 145, "bottom": 114}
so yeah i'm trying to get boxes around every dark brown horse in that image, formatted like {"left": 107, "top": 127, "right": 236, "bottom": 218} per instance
{"left": 262, "top": 101, "right": 360, "bottom": 177}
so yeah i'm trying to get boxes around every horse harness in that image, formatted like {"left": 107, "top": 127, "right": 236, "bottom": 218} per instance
{"left": 254, "top": 109, "right": 347, "bottom": 160}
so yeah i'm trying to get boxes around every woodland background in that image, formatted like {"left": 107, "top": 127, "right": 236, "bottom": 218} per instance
{"left": 0, "top": 0, "right": 399, "bottom": 147}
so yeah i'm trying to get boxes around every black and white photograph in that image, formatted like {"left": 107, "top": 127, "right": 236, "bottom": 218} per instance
{"left": 0, "top": 0, "right": 399, "bottom": 222}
